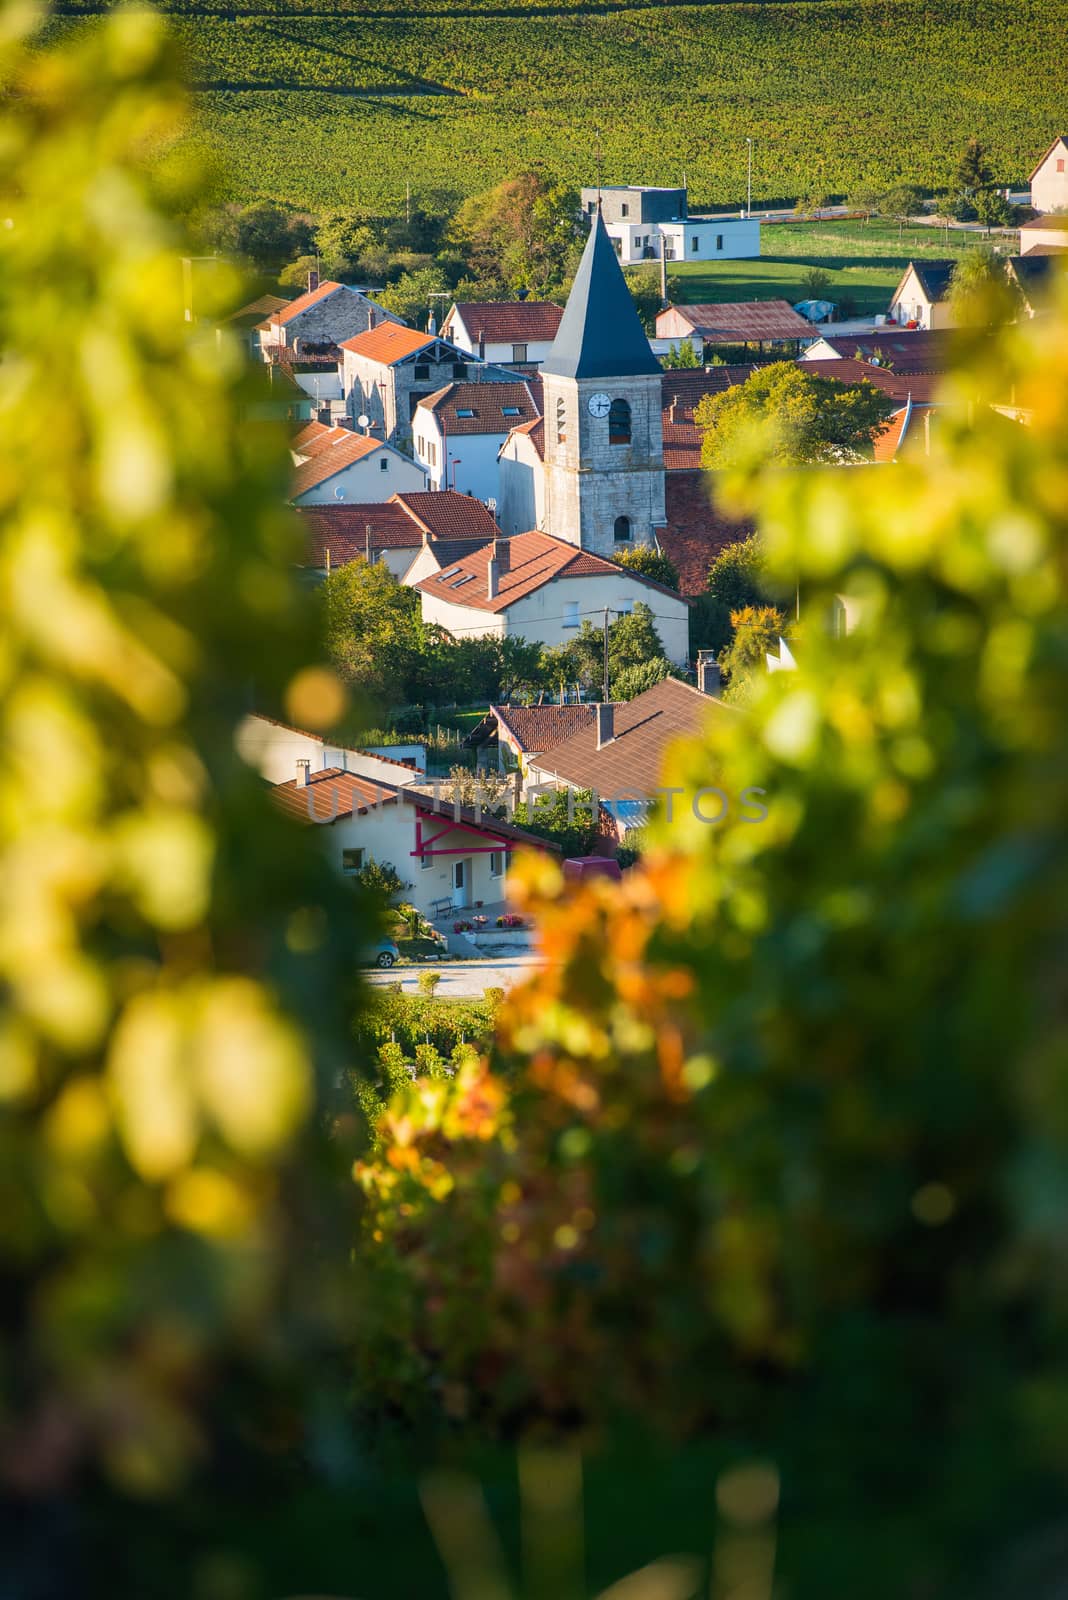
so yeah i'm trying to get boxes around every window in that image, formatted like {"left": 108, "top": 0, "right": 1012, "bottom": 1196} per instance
{"left": 501, "top": 405, "right": 521, "bottom": 417}
{"left": 421, "top": 846, "right": 432, "bottom": 869}
{"left": 608, "top": 397, "right": 631, "bottom": 444}
{"left": 716, "top": 234, "right": 724, "bottom": 251}
{"left": 456, "top": 407, "right": 476, "bottom": 418}
{"left": 341, "top": 848, "right": 365, "bottom": 874}
{"left": 691, "top": 236, "right": 699, "bottom": 253}
{"left": 614, "top": 516, "right": 632, "bottom": 543}
{"left": 612, "top": 238, "right": 622, "bottom": 257}
{"left": 1058, "top": 159, "right": 1065, "bottom": 173}
{"left": 379, "top": 456, "right": 389, "bottom": 471}
{"left": 490, "top": 850, "right": 504, "bottom": 878}
{"left": 556, "top": 397, "right": 566, "bottom": 445}
{"left": 453, "top": 362, "right": 468, "bottom": 380}
{"left": 617, "top": 596, "right": 634, "bottom": 613}
{"left": 511, "top": 344, "right": 528, "bottom": 364}
{"left": 621, "top": 203, "right": 629, "bottom": 217}
{"left": 414, "top": 364, "right": 430, "bottom": 380}
{"left": 563, "top": 600, "right": 580, "bottom": 629}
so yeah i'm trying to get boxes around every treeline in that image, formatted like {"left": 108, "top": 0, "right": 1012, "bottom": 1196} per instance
{"left": 191, "top": 169, "right": 584, "bottom": 314}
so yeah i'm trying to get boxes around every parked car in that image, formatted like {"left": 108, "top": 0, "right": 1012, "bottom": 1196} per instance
{"left": 362, "top": 938, "right": 400, "bottom": 968}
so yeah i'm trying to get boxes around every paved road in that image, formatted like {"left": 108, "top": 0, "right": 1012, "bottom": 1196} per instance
{"left": 364, "top": 955, "right": 546, "bottom": 998}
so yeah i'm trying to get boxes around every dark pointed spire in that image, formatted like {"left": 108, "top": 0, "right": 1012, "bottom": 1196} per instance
{"left": 542, "top": 210, "right": 662, "bottom": 381}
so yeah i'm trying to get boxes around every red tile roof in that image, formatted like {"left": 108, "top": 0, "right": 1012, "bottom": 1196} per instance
{"left": 445, "top": 301, "right": 564, "bottom": 345}
{"left": 340, "top": 323, "right": 435, "bottom": 364}
{"left": 658, "top": 472, "right": 755, "bottom": 596}
{"left": 229, "top": 293, "right": 290, "bottom": 324}
{"left": 872, "top": 406, "right": 912, "bottom": 464}
{"left": 796, "top": 357, "right": 943, "bottom": 405}
{"left": 803, "top": 329, "right": 961, "bottom": 374}
{"left": 531, "top": 677, "right": 733, "bottom": 796}
{"left": 271, "top": 280, "right": 344, "bottom": 326}
{"left": 290, "top": 432, "right": 383, "bottom": 499}
{"left": 415, "top": 381, "right": 538, "bottom": 436}
{"left": 296, "top": 504, "right": 426, "bottom": 566}
{"left": 416, "top": 529, "right": 679, "bottom": 614}
{"left": 272, "top": 767, "right": 400, "bottom": 823}
{"left": 661, "top": 300, "right": 814, "bottom": 343}
{"left": 391, "top": 490, "right": 501, "bottom": 542}
{"left": 292, "top": 422, "right": 357, "bottom": 461}
{"left": 492, "top": 703, "right": 601, "bottom": 755}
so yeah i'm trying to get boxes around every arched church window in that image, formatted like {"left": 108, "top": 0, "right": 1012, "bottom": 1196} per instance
{"left": 556, "top": 397, "right": 567, "bottom": 445}
{"left": 614, "top": 516, "right": 632, "bottom": 542}
{"left": 608, "top": 397, "right": 631, "bottom": 444}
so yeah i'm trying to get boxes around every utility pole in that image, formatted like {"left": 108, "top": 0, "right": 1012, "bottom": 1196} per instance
{"left": 746, "top": 138, "right": 753, "bottom": 219}
{"left": 602, "top": 607, "right": 610, "bottom": 704}
{"left": 659, "top": 231, "right": 668, "bottom": 308}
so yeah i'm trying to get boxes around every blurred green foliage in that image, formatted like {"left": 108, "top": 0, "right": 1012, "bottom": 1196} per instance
{"left": 0, "top": 0, "right": 370, "bottom": 1559}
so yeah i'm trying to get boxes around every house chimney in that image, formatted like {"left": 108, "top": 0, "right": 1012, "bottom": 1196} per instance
{"left": 307, "top": 268, "right": 319, "bottom": 293}
{"left": 478, "top": 329, "right": 486, "bottom": 360}
{"left": 368, "top": 306, "right": 376, "bottom": 330}
{"left": 296, "top": 758, "right": 311, "bottom": 787}
{"left": 696, "top": 650, "right": 722, "bottom": 698}
{"left": 487, "top": 557, "right": 499, "bottom": 600}
{"left": 669, "top": 394, "right": 679, "bottom": 423}
{"left": 595, "top": 702, "right": 614, "bottom": 749}
{"left": 492, "top": 536, "right": 510, "bottom": 575}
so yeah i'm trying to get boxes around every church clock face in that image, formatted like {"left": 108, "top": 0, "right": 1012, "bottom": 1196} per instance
{"left": 587, "top": 392, "right": 612, "bottom": 418}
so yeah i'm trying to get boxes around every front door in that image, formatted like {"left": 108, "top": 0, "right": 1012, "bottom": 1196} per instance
{"left": 453, "top": 860, "right": 469, "bottom": 909}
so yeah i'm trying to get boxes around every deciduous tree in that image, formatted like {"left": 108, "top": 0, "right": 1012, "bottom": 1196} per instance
{"left": 694, "top": 363, "right": 895, "bottom": 468}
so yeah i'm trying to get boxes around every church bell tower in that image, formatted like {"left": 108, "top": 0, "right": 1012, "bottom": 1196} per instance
{"left": 540, "top": 209, "right": 666, "bottom": 557}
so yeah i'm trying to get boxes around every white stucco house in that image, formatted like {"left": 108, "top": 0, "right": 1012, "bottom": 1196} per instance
{"left": 1018, "top": 215, "right": 1068, "bottom": 256}
{"left": 414, "top": 531, "right": 689, "bottom": 662}
{"left": 1029, "top": 135, "right": 1068, "bottom": 215}
{"left": 271, "top": 764, "right": 557, "bottom": 916}
{"left": 236, "top": 713, "right": 428, "bottom": 784}
{"left": 497, "top": 417, "right": 547, "bottom": 537}
{"left": 440, "top": 301, "right": 564, "bottom": 369}
{"left": 413, "top": 380, "right": 539, "bottom": 502}
{"left": 289, "top": 425, "right": 427, "bottom": 506}
{"left": 887, "top": 261, "right": 956, "bottom": 329}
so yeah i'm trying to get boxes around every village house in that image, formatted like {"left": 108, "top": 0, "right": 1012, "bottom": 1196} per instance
{"left": 464, "top": 703, "right": 605, "bottom": 778}
{"left": 655, "top": 300, "right": 814, "bottom": 356}
{"left": 226, "top": 292, "right": 290, "bottom": 355}
{"left": 289, "top": 424, "right": 427, "bottom": 506}
{"left": 258, "top": 276, "right": 400, "bottom": 361}
{"left": 340, "top": 324, "right": 520, "bottom": 450}
{"left": 243, "top": 363, "right": 314, "bottom": 425}
{"left": 581, "top": 185, "right": 760, "bottom": 265}
{"left": 524, "top": 672, "right": 733, "bottom": 845}
{"left": 1029, "top": 135, "right": 1068, "bottom": 214}
{"left": 413, "top": 530, "right": 690, "bottom": 662}
{"left": 1006, "top": 253, "right": 1063, "bottom": 314}
{"left": 413, "top": 380, "right": 539, "bottom": 501}
{"left": 440, "top": 301, "right": 563, "bottom": 369}
{"left": 1018, "top": 215, "right": 1068, "bottom": 257}
{"left": 886, "top": 261, "right": 956, "bottom": 330}
{"left": 296, "top": 489, "right": 499, "bottom": 580}
{"left": 798, "top": 329, "right": 960, "bottom": 373}
{"left": 271, "top": 763, "right": 556, "bottom": 917}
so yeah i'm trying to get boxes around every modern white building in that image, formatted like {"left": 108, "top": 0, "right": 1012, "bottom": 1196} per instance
{"left": 579, "top": 185, "right": 760, "bottom": 265}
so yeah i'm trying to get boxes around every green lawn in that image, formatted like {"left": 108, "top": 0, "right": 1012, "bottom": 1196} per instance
{"left": 663, "top": 218, "right": 991, "bottom": 313}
